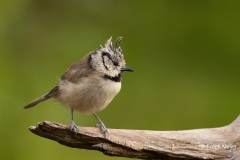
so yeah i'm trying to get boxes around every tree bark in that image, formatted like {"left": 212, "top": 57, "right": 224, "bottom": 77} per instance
{"left": 29, "top": 116, "right": 240, "bottom": 160}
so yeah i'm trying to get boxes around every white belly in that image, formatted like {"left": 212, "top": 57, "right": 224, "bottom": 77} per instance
{"left": 55, "top": 77, "right": 121, "bottom": 113}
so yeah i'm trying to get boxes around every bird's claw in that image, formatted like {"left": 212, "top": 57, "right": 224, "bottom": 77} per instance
{"left": 96, "top": 122, "right": 108, "bottom": 138}
{"left": 70, "top": 121, "right": 78, "bottom": 132}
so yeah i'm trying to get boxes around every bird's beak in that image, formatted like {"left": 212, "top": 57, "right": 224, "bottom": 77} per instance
{"left": 121, "top": 66, "right": 134, "bottom": 72}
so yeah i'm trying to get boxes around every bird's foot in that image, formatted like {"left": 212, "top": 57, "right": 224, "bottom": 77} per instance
{"left": 70, "top": 121, "right": 78, "bottom": 132}
{"left": 96, "top": 122, "right": 108, "bottom": 138}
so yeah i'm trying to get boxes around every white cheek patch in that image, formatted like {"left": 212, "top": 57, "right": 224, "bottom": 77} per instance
{"left": 90, "top": 52, "right": 105, "bottom": 70}
{"left": 103, "top": 56, "right": 113, "bottom": 70}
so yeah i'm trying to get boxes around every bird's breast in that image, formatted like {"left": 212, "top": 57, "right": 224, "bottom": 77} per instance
{"left": 56, "top": 77, "right": 121, "bottom": 113}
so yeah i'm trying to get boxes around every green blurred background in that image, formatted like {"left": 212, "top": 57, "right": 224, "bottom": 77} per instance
{"left": 1, "top": 0, "right": 240, "bottom": 159}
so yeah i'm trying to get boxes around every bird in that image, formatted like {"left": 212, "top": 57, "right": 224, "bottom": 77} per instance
{"left": 24, "top": 37, "right": 134, "bottom": 137}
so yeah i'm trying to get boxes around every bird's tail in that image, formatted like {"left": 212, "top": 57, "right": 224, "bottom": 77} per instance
{"left": 24, "top": 94, "right": 51, "bottom": 109}
{"left": 24, "top": 86, "right": 59, "bottom": 109}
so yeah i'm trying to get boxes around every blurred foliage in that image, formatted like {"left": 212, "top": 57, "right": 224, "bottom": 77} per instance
{"left": 1, "top": 0, "right": 240, "bottom": 159}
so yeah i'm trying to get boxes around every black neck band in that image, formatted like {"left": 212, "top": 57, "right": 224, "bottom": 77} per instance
{"left": 104, "top": 73, "right": 122, "bottom": 82}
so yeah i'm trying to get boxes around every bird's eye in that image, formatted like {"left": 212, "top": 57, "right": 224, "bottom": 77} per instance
{"left": 113, "top": 61, "right": 119, "bottom": 66}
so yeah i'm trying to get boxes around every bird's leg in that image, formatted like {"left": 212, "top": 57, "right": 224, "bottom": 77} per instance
{"left": 93, "top": 113, "right": 108, "bottom": 138}
{"left": 70, "top": 109, "right": 78, "bottom": 132}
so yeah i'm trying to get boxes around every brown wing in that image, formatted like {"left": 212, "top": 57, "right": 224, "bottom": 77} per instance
{"left": 24, "top": 52, "right": 96, "bottom": 109}
{"left": 61, "top": 52, "right": 95, "bottom": 83}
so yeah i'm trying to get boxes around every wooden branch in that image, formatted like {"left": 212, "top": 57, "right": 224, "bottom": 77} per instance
{"left": 29, "top": 116, "right": 240, "bottom": 160}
